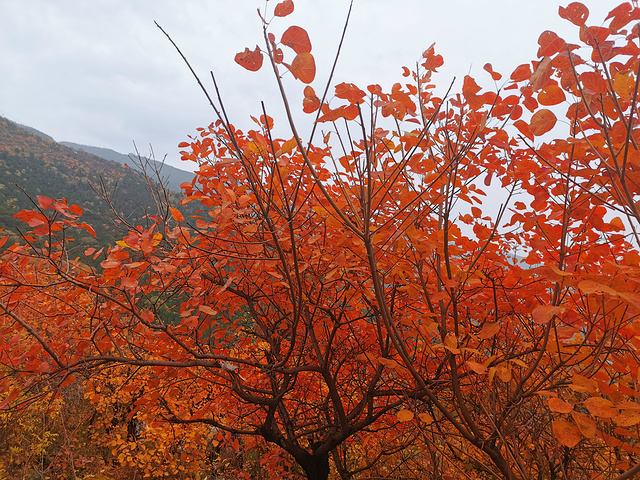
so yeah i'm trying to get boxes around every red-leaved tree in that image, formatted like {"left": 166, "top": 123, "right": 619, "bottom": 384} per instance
{"left": 2, "top": 2, "right": 640, "bottom": 479}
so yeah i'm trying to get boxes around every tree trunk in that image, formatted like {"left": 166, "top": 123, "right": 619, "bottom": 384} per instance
{"left": 298, "top": 452, "right": 330, "bottom": 480}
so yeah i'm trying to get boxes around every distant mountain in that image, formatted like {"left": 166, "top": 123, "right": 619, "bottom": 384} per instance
{"left": 0, "top": 117, "right": 188, "bottom": 249}
{"left": 59, "top": 142, "right": 194, "bottom": 192}
{"left": 14, "top": 123, "right": 56, "bottom": 142}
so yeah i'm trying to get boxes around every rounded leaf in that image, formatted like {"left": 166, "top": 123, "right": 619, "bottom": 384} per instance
{"left": 397, "top": 409, "right": 414, "bottom": 422}
{"left": 559, "top": 2, "right": 589, "bottom": 26}
{"left": 303, "top": 86, "right": 321, "bottom": 113}
{"left": 466, "top": 360, "right": 488, "bottom": 375}
{"left": 289, "top": 52, "right": 316, "bottom": 84}
{"left": 532, "top": 304, "right": 562, "bottom": 324}
{"left": 538, "top": 85, "right": 566, "bottom": 105}
{"left": 613, "top": 71, "right": 635, "bottom": 101}
{"left": 418, "top": 412, "right": 433, "bottom": 424}
{"left": 584, "top": 397, "right": 617, "bottom": 419}
{"left": 549, "top": 397, "right": 574, "bottom": 414}
{"left": 571, "top": 411, "right": 596, "bottom": 438}
{"left": 281, "top": 25, "right": 311, "bottom": 54}
{"left": 537, "top": 30, "right": 566, "bottom": 57}
{"left": 477, "top": 322, "right": 500, "bottom": 340}
{"left": 553, "top": 419, "right": 582, "bottom": 447}
{"left": 529, "top": 109, "right": 557, "bottom": 136}
{"left": 614, "top": 409, "right": 640, "bottom": 427}
{"left": 274, "top": 0, "right": 294, "bottom": 17}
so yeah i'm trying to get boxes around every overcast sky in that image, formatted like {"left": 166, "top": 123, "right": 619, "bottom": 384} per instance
{"left": 0, "top": 1, "right": 617, "bottom": 172}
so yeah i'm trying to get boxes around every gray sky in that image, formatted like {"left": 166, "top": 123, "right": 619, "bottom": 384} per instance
{"left": 0, "top": 1, "right": 616, "bottom": 172}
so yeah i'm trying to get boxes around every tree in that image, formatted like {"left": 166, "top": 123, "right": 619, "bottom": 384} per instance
{"left": 1, "top": 1, "right": 640, "bottom": 479}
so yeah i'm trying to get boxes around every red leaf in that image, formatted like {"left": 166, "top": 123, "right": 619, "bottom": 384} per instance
{"left": 120, "top": 277, "right": 138, "bottom": 289}
{"left": 289, "top": 52, "right": 315, "bottom": 84}
{"left": 335, "top": 83, "right": 366, "bottom": 104}
{"left": 37, "top": 195, "right": 52, "bottom": 210}
{"left": 559, "top": 2, "right": 589, "bottom": 26}
{"left": 318, "top": 104, "right": 359, "bottom": 123}
{"left": 462, "top": 75, "right": 481, "bottom": 96}
{"left": 82, "top": 223, "right": 96, "bottom": 237}
{"left": 538, "top": 84, "right": 566, "bottom": 105}
{"left": 532, "top": 304, "right": 562, "bottom": 324}
{"left": 396, "top": 409, "right": 414, "bottom": 422}
{"left": 579, "top": 25, "right": 610, "bottom": 47}
{"left": 571, "top": 411, "right": 596, "bottom": 438}
{"left": 549, "top": 397, "right": 574, "bottom": 413}
{"left": 235, "top": 46, "right": 263, "bottom": 72}
{"left": 553, "top": 419, "right": 582, "bottom": 447}
{"left": 274, "top": 0, "right": 294, "bottom": 17}
{"left": 281, "top": 26, "right": 311, "bottom": 54}
{"left": 421, "top": 43, "right": 443, "bottom": 72}
{"left": 537, "top": 31, "right": 566, "bottom": 58}
{"left": 529, "top": 109, "right": 557, "bottom": 136}
{"left": 511, "top": 64, "right": 532, "bottom": 82}
{"left": 513, "top": 119, "right": 533, "bottom": 141}
{"left": 170, "top": 207, "right": 184, "bottom": 222}
{"left": 303, "top": 86, "right": 321, "bottom": 113}
{"left": 483, "top": 63, "right": 502, "bottom": 81}
{"left": 580, "top": 71, "right": 608, "bottom": 94}
{"left": 529, "top": 57, "right": 553, "bottom": 91}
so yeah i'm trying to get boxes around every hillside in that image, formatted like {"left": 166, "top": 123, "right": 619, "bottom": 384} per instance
{"left": 59, "top": 141, "right": 194, "bottom": 192}
{"left": 0, "top": 117, "right": 187, "bottom": 249}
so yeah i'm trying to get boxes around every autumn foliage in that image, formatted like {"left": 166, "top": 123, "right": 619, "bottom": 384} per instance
{"left": 2, "top": 1, "right": 640, "bottom": 479}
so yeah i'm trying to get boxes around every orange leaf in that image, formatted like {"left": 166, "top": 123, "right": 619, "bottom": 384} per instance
{"left": 483, "top": 63, "right": 502, "bottom": 81}
{"left": 559, "top": 2, "right": 589, "bottom": 26}
{"left": 170, "top": 207, "right": 184, "bottom": 222}
{"left": 235, "top": 46, "right": 263, "bottom": 72}
{"left": 462, "top": 75, "right": 481, "bottom": 97}
{"left": 289, "top": 52, "right": 315, "bottom": 84}
{"left": 549, "top": 397, "right": 574, "bottom": 414}
{"left": 274, "top": 0, "right": 294, "bottom": 17}
{"left": 538, "top": 84, "right": 566, "bottom": 105}
{"left": 421, "top": 44, "right": 443, "bottom": 72}
{"left": 609, "top": 216, "right": 625, "bottom": 230}
{"left": 529, "top": 109, "right": 557, "bottom": 136}
{"left": 530, "top": 57, "right": 553, "bottom": 91}
{"left": 580, "top": 71, "right": 608, "bottom": 94}
{"left": 303, "top": 86, "right": 321, "bottom": 113}
{"left": 199, "top": 305, "right": 217, "bottom": 316}
{"left": 335, "top": 83, "right": 366, "bottom": 104}
{"left": 513, "top": 119, "right": 533, "bottom": 141}
{"left": 511, "top": 63, "right": 532, "bottom": 82}
{"left": 613, "top": 71, "right": 635, "bottom": 101}
{"left": 570, "top": 373, "right": 598, "bottom": 394}
{"left": 579, "top": 25, "right": 610, "bottom": 48}
{"left": 418, "top": 413, "right": 433, "bottom": 424}
{"left": 584, "top": 397, "right": 617, "bottom": 419}
{"left": 396, "top": 409, "right": 414, "bottom": 422}
{"left": 443, "top": 334, "right": 460, "bottom": 354}
{"left": 532, "top": 304, "right": 562, "bottom": 324}
{"left": 614, "top": 409, "right": 640, "bottom": 427}
{"left": 37, "top": 195, "right": 52, "bottom": 210}
{"left": 571, "top": 411, "right": 596, "bottom": 438}
{"left": 281, "top": 26, "right": 311, "bottom": 54}
{"left": 537, "top": 30, "right": 566, "bottom": 57}
{"left": 120, "top": 277, "right": 138, "bottom": 288}
{"left": 553, "top": 419, "right": 582, "bottom": 447}
{"left": 466, "top": 360, "right": 487, "bottom": 375}
{"left": 477, "top": 322, "right": 500, "bottom": 340}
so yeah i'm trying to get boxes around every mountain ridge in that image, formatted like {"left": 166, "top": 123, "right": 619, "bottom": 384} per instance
{"left": 59, "top": 141, "right": 194, "bottom": 192}
{"left": 0, "top": 116, "right": 188, "bottom": 249}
